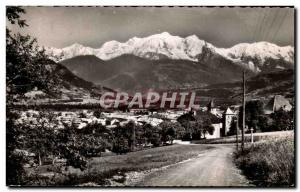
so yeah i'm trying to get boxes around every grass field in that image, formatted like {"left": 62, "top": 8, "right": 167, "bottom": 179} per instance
{"left": 26, "top": 144, "right": 213, "bottom": 186}
{"left": 194, "top": 130, "right": 294, "bottom": 144}
{"left": 235, "top": 136, "right": 295, "bottom": 187}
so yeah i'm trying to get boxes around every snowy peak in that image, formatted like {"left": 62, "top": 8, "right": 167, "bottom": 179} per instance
{"left": 45, "top": 43, "right": 96, "bottom": 61}
{"left": 184, "top": 34, "right": 208, "bottom": 57}
{"left": 214, "top": 41, "right": 294, "bottom": 72}
{"left": 217, "top": 41, "right": 294, "bottom": 64}
{"left": 45, "top": 32, "right": 294, "bottom": 72}
{"left": 131, "top": 32, "right": 194, "bottom": 60}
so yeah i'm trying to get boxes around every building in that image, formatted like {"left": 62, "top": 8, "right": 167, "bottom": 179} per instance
{"left": 205, "top": 123, "right": 222, "bottom": 139}
{"left": 195, "top": 110, "right": 223, "bottom": 139}
{"left": 222, "top": 107, "right": 236, "bottom": 136}
{"left": 264, "top": 95, "right": 293, "bottom": 115}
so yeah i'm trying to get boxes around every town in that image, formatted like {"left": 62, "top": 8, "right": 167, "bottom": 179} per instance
{"left": 15, "top": 94, "right": 293, "bottom": 141}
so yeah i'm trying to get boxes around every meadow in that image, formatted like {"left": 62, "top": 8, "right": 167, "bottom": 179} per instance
{"left": 25, "top": 144, "right": 213, "bottom": 186}
{"left": 235, "top": 136, "right": 295, "bottom": 187}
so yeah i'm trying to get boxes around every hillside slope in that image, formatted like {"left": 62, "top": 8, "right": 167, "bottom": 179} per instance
{"left": 61, "top": 54, "right": 253, "bottom": 92}
{"left": 193, "top": 69, "right": 294, "bottom": 105}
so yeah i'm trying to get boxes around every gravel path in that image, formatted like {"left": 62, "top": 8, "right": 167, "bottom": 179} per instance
{"left": 132, "top": 144, "right": 252, "bottom": 187}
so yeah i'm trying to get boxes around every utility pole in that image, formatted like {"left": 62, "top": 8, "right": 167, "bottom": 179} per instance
{"left": 132, "top": 124, "right": 136, "bottom": 152}
{"left": 250, "top": 127, "right": 254, "bottom": 144}
{"left": 242, "top": 71, "right": 246, "bottom": 152}
{"left": 236, "top": 117, "right": 239, "bottom": 151}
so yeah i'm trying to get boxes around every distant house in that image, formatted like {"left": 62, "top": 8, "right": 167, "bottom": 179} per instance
{"left": 264, "top": 95, "right": 292, "bottom": 115}
{"left": 222, "top": 107, "right": 236, "bottom": 136}
{"left": 206, "top": 123, "right": 222, "bottom": 139}
{"left": 195, "top": 110, "right": 223, "bottom": 139}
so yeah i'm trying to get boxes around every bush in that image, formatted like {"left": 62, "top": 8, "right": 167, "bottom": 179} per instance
{"left": 235, "top": 138, "right": 295, "bottom": 187}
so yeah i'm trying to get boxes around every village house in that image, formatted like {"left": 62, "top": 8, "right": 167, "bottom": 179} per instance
{"left": 195, "top": 106, "right": 224, "bottom": 139}
{"left": 222, "top": 107, "right": 237, "bottom": 136}
{"left": 196, "top": 100, "right": 240, "bottom": 139}
{"left": 205, "top": 123, "right": 222, "bottom": 139}
{"left": 264, "top": 95, "right": 293, "bottom": 115}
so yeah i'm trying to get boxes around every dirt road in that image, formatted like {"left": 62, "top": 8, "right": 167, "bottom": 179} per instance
{"left": 133, "top": 144, "right": 252, "bottom": 187}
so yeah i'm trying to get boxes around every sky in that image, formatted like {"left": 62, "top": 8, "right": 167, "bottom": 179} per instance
{"left": 8, "top": 6, "right": 294, "bottom": 48}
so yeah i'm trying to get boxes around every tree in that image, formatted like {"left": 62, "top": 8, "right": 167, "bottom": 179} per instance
{"left": 194, "top": 117, "right": 215, "bottom": 139}
{"left": 74, "top": 123, "right": 112, "bottom": 157}
{"left": 160, "top": 121, "right": 178, "bottom": 144}
{"left": 177, "top": 112, "right": 195, "bottom": 127}
{"left": 56, "top": 126, "right": 87, "bottom": 170}
{"left": 135, "top": 124, "right": 146, "bottom": 146}
{"left": 6, "top": 7, "right": 98, "bottom": 184}
{"left": 257, "top": 115, "right": 270, "bottom": 132}
{"left": 6, "top": 7, "right": 56, "bottom": 103}
{"left": 6, "top": 111, "right": 27, "bottom": 185}
{"left": 174, "top": 123, "right": 186, "bottom": 140}
{"left": 270, "top": 109, "right": 294, "bottom": 131}
{"left": 112, "top": 126, "right": 130, "bottom": 154}
{"left": 142, "top": 123, "right": 162, "bottom": 147}
{"left": 27, "top": 128, "right": 54, "bottom": 165}
{"left": 6, "top": 7, "right": 27, "bottom": 27}
{"left": 177, "top": 113, "right": 195, "bottom": 140}
{"left": 239, "top": 100, "right": 266, "bottom": 132}
{"left": 123, "top": 121, "right": 136, "bottom": 151}
{"left": 6, "top": 6, "right": 60, "bottom": 182}
{"left": 149, "top": 126, "right": 162, "bottom": 147}
{"left": 194, "top": 112, "right": 216, "bottom": 139}
{"left": 189, "top": 121, "right": 201, "bottom": 140}
{"left": 112, "top": 122, "right": 137, "bottom": 154}
{"left": 6, "top": 7, "right": 40, "bottom": 185}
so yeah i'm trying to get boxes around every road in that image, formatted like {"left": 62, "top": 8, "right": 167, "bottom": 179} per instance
{"left": 134, "top": 144, "right": 252, "bottom": 187}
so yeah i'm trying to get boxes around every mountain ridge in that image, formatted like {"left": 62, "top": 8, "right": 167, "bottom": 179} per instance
{"left": 45, "top": 32, "right": 294, "bottom": 73}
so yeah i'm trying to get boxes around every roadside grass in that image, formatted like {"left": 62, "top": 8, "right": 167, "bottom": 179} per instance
{"left": 235, "top": 137, "right": 295, "bottom": 187}
{"left": 26, "top": 144, "right": 213, "bottom": 186}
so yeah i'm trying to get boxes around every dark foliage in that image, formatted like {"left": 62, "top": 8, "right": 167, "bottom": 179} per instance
{"left": 239, "top": 100, "right": 267, "bottom": 132}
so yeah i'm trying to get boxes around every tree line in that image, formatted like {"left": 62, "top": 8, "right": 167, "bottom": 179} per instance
{"left": 228, "top": 100, "right": 294, "bottom": 135}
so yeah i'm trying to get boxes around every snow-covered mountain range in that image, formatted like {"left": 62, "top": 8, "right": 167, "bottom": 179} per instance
{"left": 45, "top": 32, "right": 294, "bottom": 72}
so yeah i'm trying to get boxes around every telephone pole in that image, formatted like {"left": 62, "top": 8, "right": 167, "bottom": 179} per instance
{"left": 132, "top": 124, "right": 136, "bottom": 152}
{"left": 241, "top": 71, "right": 246, "bottom": 152}
{"left": 236, "top": 117, "right": 239, "bottom": 151}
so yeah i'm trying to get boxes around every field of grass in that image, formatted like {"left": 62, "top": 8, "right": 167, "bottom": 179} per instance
{"left": 235, "top": 136, "right": 295, "bottom": 187}
{"left": 26, "top": 144, "right": 213, "bottom": 186}
{"left": 194, "top": 130, "right": 294, "bottom": 144}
